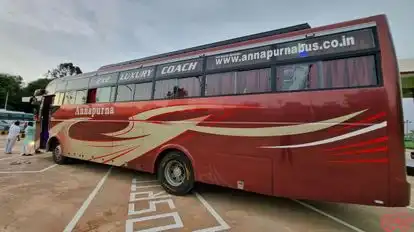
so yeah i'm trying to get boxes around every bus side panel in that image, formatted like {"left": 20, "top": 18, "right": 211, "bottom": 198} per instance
{"left": 269, "top": 89, "right": 390, "bottom": 205}
{"left": 126, "top": 124, "right": 275, "bottom": 196}
{"left": 47, "top": 104, "right": 120, "bottom": 162}
{"left": 376, "top": 15, "right": 410, "bottom": 206}
{"left": 122, "top": 90, "right": 391, "bottom": 205}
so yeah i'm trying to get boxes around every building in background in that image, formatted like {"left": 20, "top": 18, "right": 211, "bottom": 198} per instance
{"left": 400, "top": 58, "right": 414, "bottom": 98}
{"left": 399, "top": 58, "right": 414, "bottom": 134}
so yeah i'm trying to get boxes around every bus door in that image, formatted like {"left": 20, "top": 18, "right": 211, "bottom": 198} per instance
{"left": 38, "top": 95, "right": 53, "bottom": 149}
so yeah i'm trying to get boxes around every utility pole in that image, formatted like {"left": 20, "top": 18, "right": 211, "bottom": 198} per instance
{"left": 4, "top": 91, "right": 8, "bottom": 110}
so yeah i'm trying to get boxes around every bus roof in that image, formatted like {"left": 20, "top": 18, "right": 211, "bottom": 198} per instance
{"left": 43, "top": 23, "right": 311, "bottom": 94}
{"left": 98, "top": 23, "right": 311, "bottom": 72}
{"left": 43, "top": 14, "right": 387, "bottom": 95}
{"left": 55, "top": 71, "right": 97, "bottom": 82}
{"left": 96, "top": 14, "right": 384, "bottom": 74}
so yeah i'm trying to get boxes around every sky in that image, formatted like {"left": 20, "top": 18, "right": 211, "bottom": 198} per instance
{"left": 0, "top": 0, "right": 412, "bottom": 81}
{"left": 1, "top": 0, "right": 414, "bottom": 122}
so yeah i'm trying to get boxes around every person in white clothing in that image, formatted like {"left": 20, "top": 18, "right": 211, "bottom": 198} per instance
{"left": 5, "top": 121, "right": 21, "bottom": 154}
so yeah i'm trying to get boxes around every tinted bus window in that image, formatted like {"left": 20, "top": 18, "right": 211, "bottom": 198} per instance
{"left": 134, "top": 82, "right": 152, "bottom": 101}
{"left": 64, "top": 91, "right": 76, "bottom": 105}
{"left": 96, "top": 86, "right": 116, "bottom": 103}
{"left": 53, "top": 92, "right": 64, "bottom": 106}
{"left": 66, "top": 78, "right": 90, "bottom": 91}
{"left": 276, "top": 56, "right": 377, "bottom": 91}
{"left": 75, "top": 90, "right": 87, "bottom": 104}
{"left": 205, "top": 68, "right": 271, "bottom": 96}
{"left": 154, "top": 76, "right": 201, "bottom": 99}
{"left": 116, "top": 84, "right": 134, "bottom": 102}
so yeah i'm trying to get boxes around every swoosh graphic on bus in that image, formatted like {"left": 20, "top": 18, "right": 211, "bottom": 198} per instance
{"left": 50, "top": 106, "right": 368, "bottom": 166}
{"left": 190, "top": 110, "right": 366, "bottom": 137}
{"left": 133, "top": 104, "right": 260, "bottom": 120}
{"left": 94, "top": 109, "right": 367, "bottom": 166}
{"left": 110, "top": 109, "right": 367, "bottom": 138}
{"left": 260, "top": 121, "right": 387, "bottom": 148}
{"left": 103, "top": 104, "right": 250, "bottom": 137}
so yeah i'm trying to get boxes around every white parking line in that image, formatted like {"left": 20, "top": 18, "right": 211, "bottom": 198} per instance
{"left": 132, "top": 179, "right": 158, "bottom": 184}
{"left": 292, "top": 200, "right": 365, "bottom": 232}
{"left": 133, "top": 184, "right": 161, "bottom": 189}
{"left": 0, "top": 164, "right": 58, "bottom": 174}
{"left": 193, "top": 192, "right": 231, "bottom": 232}
{"left": 0, "top": 155, "right": 40, "bottom": 161}
{"left": 407, "top": 206, "right": 414, "bottom": 210}
{"left": 127, "top": 179, "right": 230, "bottom": 232}
{"left": 63, "top": 167, "right": 112, "bottom": 232}
{"left": 0, "top": 156, "right": 15, "bottom": 161}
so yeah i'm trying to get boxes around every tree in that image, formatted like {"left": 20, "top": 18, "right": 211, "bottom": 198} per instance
{"left": 45, "top": 62, "right": 82, "bottom": 79}
{"left": 0, "top": 73, "right": 24, "bottom": 111}
{"left": 22, "top": 78, "right": 51, "bottom": 97}
{"left": 0, "top": 61, "right": 82, "bottom": 113}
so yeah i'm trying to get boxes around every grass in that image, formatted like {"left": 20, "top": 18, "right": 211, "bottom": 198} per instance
{"left": 405, "top": 140, "right": 414, "bottom": 149}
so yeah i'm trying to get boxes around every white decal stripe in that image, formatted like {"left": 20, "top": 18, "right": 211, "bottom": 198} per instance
{"left": 261, "top": 121, "right": 387, "bottom": 149}
{"left": 191, "top": 110, "right": 366, "bottom": 137}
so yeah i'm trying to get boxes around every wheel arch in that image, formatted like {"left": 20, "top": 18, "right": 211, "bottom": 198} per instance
{"left": 46, "top": 136, "right": 60, "bottom": 152}
{"left": 153, "top": 144, "right": 196, "bottom": 177}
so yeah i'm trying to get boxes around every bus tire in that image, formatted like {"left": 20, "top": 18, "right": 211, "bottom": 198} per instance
{"left": 52, "top": 144, "right": 69, "bottom": 165}
{"left": 157, "top": 151, "right": 194, "bottom": 196}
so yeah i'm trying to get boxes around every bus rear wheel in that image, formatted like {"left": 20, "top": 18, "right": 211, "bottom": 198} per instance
{"left": 52, "top": 145, "right": 69, "bottom": 165}
{"left": 157, "top": 151, "right": 194, "bottom": 196}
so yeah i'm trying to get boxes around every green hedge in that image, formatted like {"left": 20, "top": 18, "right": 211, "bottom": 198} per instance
{"left": 405, "top": 141, "right": 414, "bottom": 149}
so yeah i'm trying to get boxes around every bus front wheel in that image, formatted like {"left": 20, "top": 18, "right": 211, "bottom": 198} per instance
{"left": 157, "top": 151, "right": 194, "bottom": 196}
{"left": 52, "top": 145, "right": 69, "bottom": 165}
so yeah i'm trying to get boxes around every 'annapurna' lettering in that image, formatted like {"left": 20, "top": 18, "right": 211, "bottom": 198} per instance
{"left": 75, "top": 106, "right": 115, "bottom": 117}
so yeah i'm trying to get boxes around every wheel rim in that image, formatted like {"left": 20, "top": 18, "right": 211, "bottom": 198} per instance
{"left": 54, "top": 146, "right": 62, "bottom": 161}
{"left": 164, "top": 160, "right": 186, "bottom": 187}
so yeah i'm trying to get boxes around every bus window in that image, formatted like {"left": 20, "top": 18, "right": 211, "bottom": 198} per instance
{"left": 134, "top": 82, "right": 152, "bottom": 101}
{"left": 154, "top": 76, "right": 201, "bottom": 99}
{"left": 276, "top": 56, "right": 378, "bottom": 91}
{"left": 87, "top": 89, "right": 97, "bottom": 103}
{"left": 115, "top": 84, "right": 134, "bottom": 102}
{"left": 96, "top": 86, "right": 116, "bottom": 103}
{"left": 325, "top": 56, "right": 377, "bottom": 88}
{"left": 74, "top": 90, "right": 87, "bottom": 104}
{"left": 205, "top": 69, "right": 270, "bottom": 96}
{"left": 64, "top": 91, "right": 76, "bottom": 105}
{"left": 53, "top": 92, "right": 64, "bottom": 106}
{"left": 276, "top": 64, "right": 311, "bottom": 91}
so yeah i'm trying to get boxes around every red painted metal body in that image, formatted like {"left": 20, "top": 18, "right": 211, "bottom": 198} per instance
{"left": 34, "top": 14, "right": 410, "bottom": 207}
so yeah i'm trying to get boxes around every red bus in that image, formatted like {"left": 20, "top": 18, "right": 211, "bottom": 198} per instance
{"left": 31, "top": 14, "right": 410, "bottom": 207}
